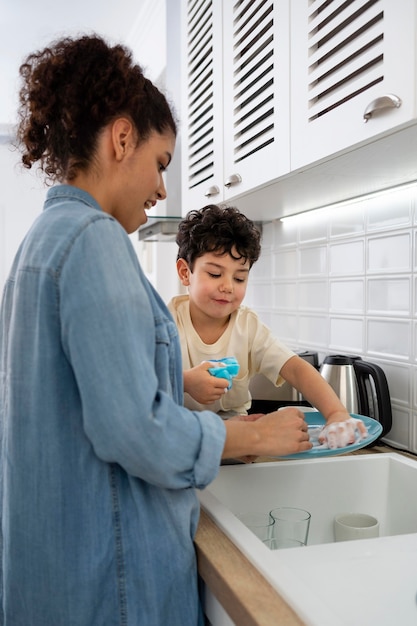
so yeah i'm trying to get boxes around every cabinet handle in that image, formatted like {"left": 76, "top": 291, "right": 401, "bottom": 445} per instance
{"left": 224, "top": 173, "right": 242, "bottom": 188}
{"left": 204, "top": 185, "right": 220, "bottom": 197}
{"left": 363, "top": 94, "right": 402, "bottom": 122}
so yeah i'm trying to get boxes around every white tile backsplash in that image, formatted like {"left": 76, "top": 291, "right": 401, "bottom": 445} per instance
{"left": 329, "top": 317, "right": 363, "bottom": 352}
{"left": 271, "top": 311, "right": 298, "bottom": 343}
{"left": 298, "top": 314, "right": 329, "bottom": 346}
{"left": 245, "top": 183, "right": 417, "bottom": 453}
{"left": 273, "top": 249, "right": 298, "bottom": 278}
{"left": 273, "top": 282, "right": 297, "bottom": 310}
{"left": 367, "top": 318, "right": 411, "bottom": 359}
{"left": 299, "top": 246, "right": 327, "bottom": 276}
{"left": 381, "top": 362, "right": 410, "bottom": 406}
{"left": 367, "top": 277, "right": 411, "bottom": 316}
{"left": 329, "top": 240, "right": 364, "bottom": 275}
{"left": 383, "top": 407, "right": 411, "bottom": 450}
{"left": 298, "top": 280, "right": 328, "bottom": 311}
{"left": 329, "top": 204, "right": 365, "bottom": 237}
{"left": 330, "top": 279, "right": 364, "bottom": 313}
{"left": 368, "top": 233, "right": 411, "bottom": 272}
{"left": 298, "top": 215, "right": 328, "bottom": 242}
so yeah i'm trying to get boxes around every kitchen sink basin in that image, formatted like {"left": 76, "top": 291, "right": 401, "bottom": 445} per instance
{"left": 198, "top": 453, "right": 417, "bottom": 625}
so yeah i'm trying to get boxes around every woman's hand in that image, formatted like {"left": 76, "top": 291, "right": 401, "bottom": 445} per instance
{"left": 227, "top": 413, "right": 265, "bottom": 463}
{"left": 222, "top": 407, "right": 312, "bottom": 460}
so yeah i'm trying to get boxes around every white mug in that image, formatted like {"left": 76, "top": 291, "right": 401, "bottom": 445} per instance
{"left": 334, "top": 513, "right": 379, "bottom": 542}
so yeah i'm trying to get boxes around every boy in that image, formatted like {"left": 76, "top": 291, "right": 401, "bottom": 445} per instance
{"left": 168, "top": 204, "right": 365, "bottom": 445}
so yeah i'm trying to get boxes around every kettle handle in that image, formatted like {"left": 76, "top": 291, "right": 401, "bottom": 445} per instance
{"left": 353, "top": 360, "right": 392, "bottom": 437}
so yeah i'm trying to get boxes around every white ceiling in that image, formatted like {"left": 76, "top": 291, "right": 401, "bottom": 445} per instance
{"left": 1, "top": 0, "right": 153, "bottom": 127}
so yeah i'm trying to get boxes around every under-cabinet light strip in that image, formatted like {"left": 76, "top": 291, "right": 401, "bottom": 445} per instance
{"left": 279, "top": 180, "right": 417, "bottom": 223}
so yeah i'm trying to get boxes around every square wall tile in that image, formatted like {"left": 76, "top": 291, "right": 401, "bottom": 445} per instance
{"left": 298, "top": 280, "right": 328, "bottom": 311}
{"left": 298, "top": 314, "right": 328, "bottom": 346}
{"left": 329, "top": 240, "right": 364, "bottom": 275}
{"left": 330, "top": 280, "right": 364, "bottom": 313}
{"left": 256, "top": 310, "right": 272, "bottom": 328}
{"left": 271, "top": 312, "right": 298, "bottom": 344}
{"left": 380, "top": 361, "right": 410, "bottom": 406}
{"left": 253, "top": 251, "right": 272, "bottom": 280}
{"left": 298, "top": 213, "right": 328, "bottom": 242}
{"left": 368, "top": 233, "right": 411, "bottom": 273}
{"left": 367, "top": 319, "right": 411, "bottom": 359}
{"left": 382, "top": 407, "right": 411, "bottom": 450}
{"left": 367, "top": 277, "right": 411, "bottom": 316}
{"left": 299, "top": 245, "right": 327, "bottom": 276}
{"left": 273, "top": 249, "right": 298, "bottom": 278}
{"left": 246, "top": 282, "right": 272, "bottom": 308}
{"left": 329, "top": 317, "right": 363, "bottom": 352}
{"left": 273, "top": 282, "right": 297, "bottom": 310}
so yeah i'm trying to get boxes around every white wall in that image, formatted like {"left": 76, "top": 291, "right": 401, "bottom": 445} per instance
{"left": 244, "top": 184, "right": 417, "bottom": 454}
{"left": 0, "top": 0, "right": 183, "bottom": 304}
{"left": 0, "top": 137, "right": 45, "bottom": 289}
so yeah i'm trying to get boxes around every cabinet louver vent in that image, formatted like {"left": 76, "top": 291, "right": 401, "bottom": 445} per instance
{"left": 185, "top": 0, "right": 216, "bottom": 190}
{"left": 231, "top": 0, "right": 275, "bottom": 164}
{"left": 307, "top": 0, "right": 384, "bottom": 121}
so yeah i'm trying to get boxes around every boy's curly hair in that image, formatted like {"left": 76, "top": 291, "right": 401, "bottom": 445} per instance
{"left": 176, "top": 204, "right": 261, "bottom": 270}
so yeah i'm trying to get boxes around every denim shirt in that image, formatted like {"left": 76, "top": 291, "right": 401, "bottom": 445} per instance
{"left": 0, "top": 185, "right": 226, "bottom": 626}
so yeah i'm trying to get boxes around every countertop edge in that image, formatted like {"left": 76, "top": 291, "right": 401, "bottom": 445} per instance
{"left": 194, "top": 508, "right": 305, "bottom": 626}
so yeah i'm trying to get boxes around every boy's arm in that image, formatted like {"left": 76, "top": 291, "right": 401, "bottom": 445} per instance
{"left": 279, "top": 356, "right": 368, "bottom": 448}
{"left": 279, "top": 355, "right": 351, "bottom": 424}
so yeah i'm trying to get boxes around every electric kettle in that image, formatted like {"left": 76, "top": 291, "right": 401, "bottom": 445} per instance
{"left": 319, "top": 354, "right": 392, "bottom": 437}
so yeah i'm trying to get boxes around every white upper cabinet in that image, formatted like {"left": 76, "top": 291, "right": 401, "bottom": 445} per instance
{"left": 178, "top": 0, "right": 417, "bottom": 220}
{"left": 180, "top": 0, "right": 290, "bottom": 213}
{"left": 290, "top": 0, "right": 417, "bottom": 170}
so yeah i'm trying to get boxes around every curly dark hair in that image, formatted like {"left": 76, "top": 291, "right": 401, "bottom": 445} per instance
{"left": 176, "top": 204, "right": 261, "bottom": 270}
{"left": 16, "top": 34, "right": 177, "bottom": 182}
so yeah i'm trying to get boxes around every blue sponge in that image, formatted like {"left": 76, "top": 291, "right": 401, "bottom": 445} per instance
{"left": 207, "top": 357, "right": 240, "bottom": 389}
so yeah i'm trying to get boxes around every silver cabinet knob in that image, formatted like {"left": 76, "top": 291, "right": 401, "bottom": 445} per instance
{"left": 204, "top": 185, "right": 221, "bottom": 198}
{"left": 363, "top": 94, "right": 402, "bottom": 122}
{"left": 224, "top": 173, "right": 242, "bottom": 188}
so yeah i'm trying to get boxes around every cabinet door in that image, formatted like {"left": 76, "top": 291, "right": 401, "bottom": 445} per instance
{"left": 181, "top": 0, "right": 224, "bottom": 213}
{"left": 222, "top": 0, "right": 291, "bottom": 201}
{"left": 291, "top": 0, "right": 417, "bottom": 171}
{"left": 181, "top": 0, "right": 291, "bottom": 212}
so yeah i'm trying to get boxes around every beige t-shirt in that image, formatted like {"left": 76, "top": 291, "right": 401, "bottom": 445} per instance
{"left": 168, "top": 295, "right": 295, "bottom": 417}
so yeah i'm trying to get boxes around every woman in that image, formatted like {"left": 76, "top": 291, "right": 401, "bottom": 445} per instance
{"left": 0, "top": 34, "right": 320, "bottom": 625}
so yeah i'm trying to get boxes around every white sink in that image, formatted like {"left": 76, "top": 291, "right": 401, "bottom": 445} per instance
{"left": 199, "top": 453, "right": 417, "bottom": 626}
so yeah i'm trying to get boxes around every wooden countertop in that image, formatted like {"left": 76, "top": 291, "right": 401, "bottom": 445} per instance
{"left": 195, "top": 509, "right": 305, "bottom": 626}
{"left": 194, "top": 443, "right": 416, "bottom": 625}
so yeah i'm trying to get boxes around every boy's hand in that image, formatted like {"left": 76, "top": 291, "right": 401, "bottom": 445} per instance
{"left": 318, "top": 416, "right": 368, "bottom": 449}
{"left": 183, "top": 362, "right": 229, "bottom": 404}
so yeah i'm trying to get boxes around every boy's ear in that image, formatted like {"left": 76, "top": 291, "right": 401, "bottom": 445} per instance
{"left": 176, "top": 258, "right": 190, "bottom": 285}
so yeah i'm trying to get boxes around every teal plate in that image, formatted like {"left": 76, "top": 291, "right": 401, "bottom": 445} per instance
{"left": 279, "top": 412, "right": 383, "bottom": 460}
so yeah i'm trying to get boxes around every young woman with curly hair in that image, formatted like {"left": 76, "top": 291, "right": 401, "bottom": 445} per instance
{"left": 0, "top": 35, "right": 318, "bottom": 626}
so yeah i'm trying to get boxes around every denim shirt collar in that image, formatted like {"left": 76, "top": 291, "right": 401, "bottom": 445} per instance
{"left": 44, "top": 184, "right": 103, "bottom": 214}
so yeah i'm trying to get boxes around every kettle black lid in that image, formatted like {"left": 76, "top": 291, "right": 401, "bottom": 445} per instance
{"left": 322, "top": 354, "right": 362, "bottom": 365}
